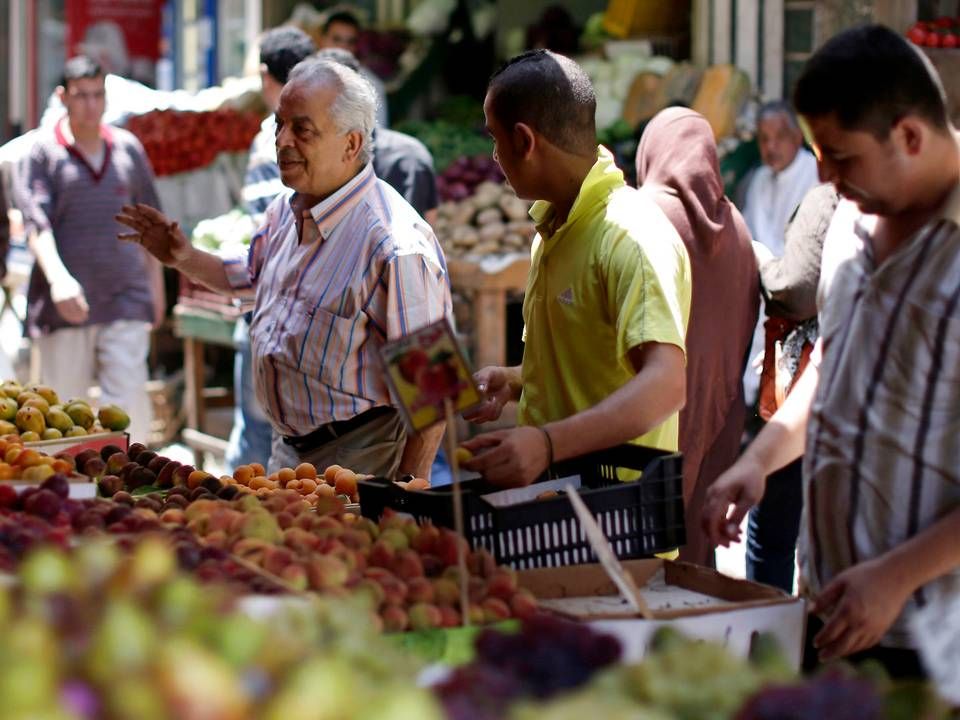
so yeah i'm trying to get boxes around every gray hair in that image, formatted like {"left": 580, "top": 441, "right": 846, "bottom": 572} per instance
{"left": 287, "top": 57, "right": 377, "bottom": 164}
{"left": 757, "top": 100, "right": 801, "bottom": 131}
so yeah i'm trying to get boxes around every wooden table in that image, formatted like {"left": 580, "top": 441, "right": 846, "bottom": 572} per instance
{"left": 172, "top": 303, "right": 239, "bottom": 468}
{"left": 447, "top": 256, "right": 530, "bottom": 369}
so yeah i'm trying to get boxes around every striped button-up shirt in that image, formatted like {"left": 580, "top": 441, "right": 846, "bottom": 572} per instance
{"left": 224, "top": 163, "right": 452, "bottom": 436}
{"left": 801, "top": 190, "right": 960, "bottom": 648}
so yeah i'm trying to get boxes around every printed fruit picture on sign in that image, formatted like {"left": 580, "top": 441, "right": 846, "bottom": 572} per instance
{"left": 382, "top": 320, "right": 480, "bottom": 431}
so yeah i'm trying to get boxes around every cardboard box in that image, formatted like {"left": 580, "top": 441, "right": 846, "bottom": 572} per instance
{"left": 518, "top": 559, "right": 806, "bottom": 670}
{"left": 23, "top": 431, "right": 129, "bottom": 457}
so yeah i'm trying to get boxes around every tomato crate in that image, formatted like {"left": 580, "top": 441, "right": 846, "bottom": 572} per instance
{"left": 358, "top": 444, "right": 685, "bottom": 569}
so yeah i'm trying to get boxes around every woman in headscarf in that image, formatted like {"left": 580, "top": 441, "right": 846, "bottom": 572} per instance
{"left": 635, "top": 108, "right": 759, "bottom": 566}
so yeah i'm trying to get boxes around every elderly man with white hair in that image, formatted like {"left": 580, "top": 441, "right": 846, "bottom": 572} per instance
{"left": 116, "top": 58, "right": 453, "bottom": 478}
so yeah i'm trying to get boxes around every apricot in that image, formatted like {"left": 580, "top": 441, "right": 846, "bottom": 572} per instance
{"left": 249, "top": 462, "right": 266, "bottom": 476}
{"left": 333, "top": 469, "right": 358, "bottom": 498}
{"left": 187, "top": 470, "right": 211, "bottom": 490}
{"left": 249, "top": 476, "right": 271, "bottom": 491}
{"left": 298, "top": 478, "right": 317, "bottom": 495}
{"left": 233, "top": 465, "right": 254, "bottom": 485}
{"left": 0, "top": 463, "right": 14, "bottom": 480}
{"left": 277, "top": 467, "right": 296, "bottom": 485}
{"left": 294, "top": 462, "right": 317, "bottom": 480}
{"left": 315, "top": 483, "right": 335, "bottom": 498}
{"left": 323, "top": 464, "right": 343, "bottom": 485}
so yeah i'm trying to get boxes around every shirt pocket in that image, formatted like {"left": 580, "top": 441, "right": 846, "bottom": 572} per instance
{"left": 295, "top": 303, "right": 366, "bottom": 389}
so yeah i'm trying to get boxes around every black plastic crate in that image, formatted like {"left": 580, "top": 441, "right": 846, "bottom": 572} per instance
{"left": 357, "top": 444, "right": 685, "bottom": 569}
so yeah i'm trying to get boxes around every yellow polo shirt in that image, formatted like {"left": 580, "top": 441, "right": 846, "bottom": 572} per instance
{"left": 517, "top": 147, "right": 691, "bottom": 452}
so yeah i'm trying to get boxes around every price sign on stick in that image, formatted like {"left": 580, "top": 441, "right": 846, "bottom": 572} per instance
{"left": 381, "top": 320, "right": 478, "bottom": 625}
{"left": 380, "top": 318, "right": 480, "bottom": 433}
{"left": 566, "top": 484, "right": 652, "bottom": 618}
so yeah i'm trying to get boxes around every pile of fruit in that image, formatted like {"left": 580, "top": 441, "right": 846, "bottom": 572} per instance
{"left": 0, "top": 379, "right": 129, "bottom": 441}
{"left": 0, "top": 436, "right": 77, "bottom": 482}
{"left": 1, "top": 440, "right": 540, "bottom": 632}
{"left": 88, "top": 443, "right": 367, "bottom": 508}
{"left": 125, "top": 108, "right": 263, "bottom": 176}
{"left": 433, "top": 181, "right": 536, "bottom": 259}
{"left": 436, "top": 155, "right": 506, "bottom": 202}
{"left": 905, "top": 17, "right": 960, "bottom": 48}
{"left": 0, "top": 539, "right": 443, "bottom": 718}
{"left": 437, "top": 615, "right": 623, "bottom": 720}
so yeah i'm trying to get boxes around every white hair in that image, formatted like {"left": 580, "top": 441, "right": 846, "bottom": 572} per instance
{"left": 287, "top": 57, "right": 377, "bottom": 164}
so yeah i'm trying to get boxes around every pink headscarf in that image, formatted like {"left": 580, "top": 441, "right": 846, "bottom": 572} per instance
{"left": 636, "top": 108, "right": 760, "bottom": 565}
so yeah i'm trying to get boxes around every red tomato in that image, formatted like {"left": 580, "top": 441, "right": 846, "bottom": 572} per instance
{"left": 926, "top": 31, "right": 942, "bottom": 47}
{"left": 907, "top": 24, "right": 928, "bottom": 45}
{"left": 934, "top": 16, "right": 954, "bottom": 28}
{"left": 943, "top": 32, "right": 959, "bottom": 48}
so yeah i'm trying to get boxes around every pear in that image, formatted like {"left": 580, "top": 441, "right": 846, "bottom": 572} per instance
{"left": 15, "top": 406, "right": 45, "bottom": 435}
{"left": 0, "top": 396, "right": 17, "bottom": 421}
{"left": 45, "top": 408, "right": 73, "bottom": 433}
{"left": 65, "top": 402, "right": 95, "bottom": 430}
{"left": 97, "top": 404, "right": 131, "bottom": 432}
{"left": 0, "top": 380, "right": 23, "bottom": 400}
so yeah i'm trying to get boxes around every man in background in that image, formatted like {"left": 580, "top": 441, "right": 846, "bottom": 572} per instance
{"left": 317, "top": 8, "right": 390, "bottom": 127}
{"left": 14, "top": 56, "right": 163, "bottom": 443}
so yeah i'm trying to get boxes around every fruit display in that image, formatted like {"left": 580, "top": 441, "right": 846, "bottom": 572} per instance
{"left": 436, "top": 615, "right": 623, "bottom": 720}
{"left": 0, "top": 539, "right": 443, "bottom": 719}
{"left": 0, "top": 435, "right": 78, "bottom": 483}
{"left": 225, "top": 461, "right": 368, "bottom": 505}
{"left": 496, "top": 628, "right": 949, "bottom": 720}
{"left": 125, "top": 107, "right": 263, "bottom": 176}
{"left": 0, "top": 379, "right": 130, "bottom": 440}
{"left": 906, "top": 17, "right": 960, "bottom": 48}
{"left": 433, "top": 181, "right": 536, "bottom": 259}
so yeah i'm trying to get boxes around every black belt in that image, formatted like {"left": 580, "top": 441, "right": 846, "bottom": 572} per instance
{"left": 282, "top": 406, "right": 393, "bottom": 453}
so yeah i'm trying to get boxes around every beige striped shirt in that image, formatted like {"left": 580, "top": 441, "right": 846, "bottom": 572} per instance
{"left": 801, "top": 189, "right": 960, "bottom": 648}
{"left": 224, "top": 163, "right": 452, "bottom": 436}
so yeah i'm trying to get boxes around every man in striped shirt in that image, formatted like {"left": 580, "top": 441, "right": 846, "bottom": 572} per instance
{"left": 703, "top": 25, "right": 960, "bottom": 677}
{"left": 118, "top": 58, "right": 452, "bottom": 479}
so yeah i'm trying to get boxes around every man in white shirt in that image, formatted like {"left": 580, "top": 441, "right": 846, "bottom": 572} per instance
{"left": 743, "top": 102, "right": 820, "bottom": 255}
{"left": 742, "top": 101, "right": 820, "bottom": 407}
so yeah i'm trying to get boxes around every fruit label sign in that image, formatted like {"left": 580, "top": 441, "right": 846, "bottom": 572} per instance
{"left": 381, "top": 319, "right": 480, "bottom": 432}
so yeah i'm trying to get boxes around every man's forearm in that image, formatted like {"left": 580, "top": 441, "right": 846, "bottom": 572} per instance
{"left": 399, "top": 422, "right": 445, "bottom": 479}
{"left": 883, "top": 506, "right": 960, "bottom": 598}
{"left": 29, "top": 230, "right": 74, "bottom": 286}
{"left": 743, "top": 358, "right": 819, "bottom": 475}
{"left": 174, "top": 245, "right": 235, "bottom": 294}
{"left": 544, "top": 344, "right": 685, "bottom": 462}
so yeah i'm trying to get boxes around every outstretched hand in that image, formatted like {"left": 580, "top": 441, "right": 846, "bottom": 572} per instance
{"left": 116, "top": 204, "right": 191, "bottom": 268}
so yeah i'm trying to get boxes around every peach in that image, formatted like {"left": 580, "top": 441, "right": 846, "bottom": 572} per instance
{"left": 481, "top": 597, "right": 512, "bottom": 623}
{"left": 432, "top": 578, "right": 461, "bottom": 606}
{"left": 368, "top": 540, "right": 395, "bottom": 569}
{"left": 411, "top": 523, "right": 441, "bottom": 554}
{"left": 280, "top": 562, "right": 309, "bottom": 591}
{"left": 391, "top": 549, "right": 424, "bottom": 581}
{"left": 406, "top": 576, "right": 435, "bottom": 603}
{"left": 509, "top": 589, "right": 538, "bottom": 619}
{"left": 263, "top": 546, "right": 295, "bottom": 577}
{"left": 379, "top": 528, "right": 409, "bottom": 552}
{"left": 438, "top": 605, "right": 462, "bottom": 628}
{"left": 306, "top": 555, "right": 350, "bottom": 591}
{"left": 408, "top": 602, "right": 443, "bottom": 631}
{"left": 380, "top": 604, "right": 409, "bottom": 632}
{"left": 484, "top": 569, "right": 518, "bottom": 600}
{"left": 159, "top": 508, "right": 186, "bottom": 525}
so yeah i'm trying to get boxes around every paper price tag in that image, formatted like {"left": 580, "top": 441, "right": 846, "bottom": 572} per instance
{"left": 566, "top": 484, "right": 652, "bottom": 618}
{"left": 380, "top": 319, "right": 480, "bottom": 432}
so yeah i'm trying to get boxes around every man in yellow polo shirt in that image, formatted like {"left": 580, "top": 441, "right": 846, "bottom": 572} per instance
{"left": 462, "top": 50, "right": 691, "bottom": 488}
